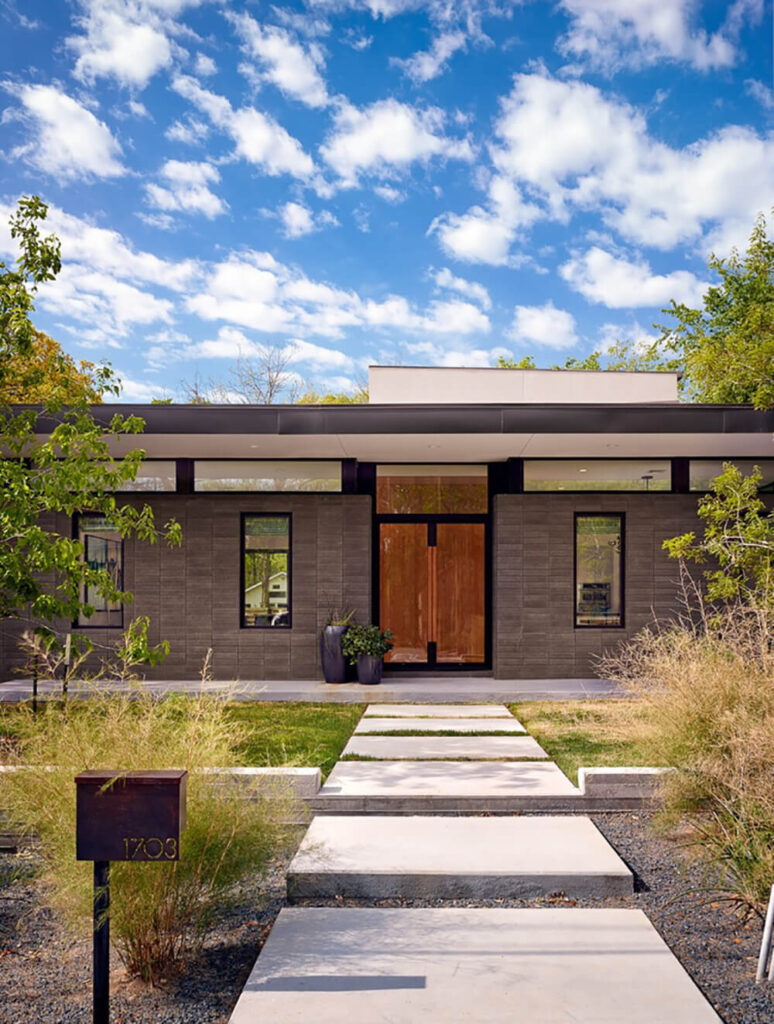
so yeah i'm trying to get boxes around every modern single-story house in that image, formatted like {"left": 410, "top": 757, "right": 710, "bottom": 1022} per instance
{"left": 2, "top": 365, "right": 773, "bottom": 682}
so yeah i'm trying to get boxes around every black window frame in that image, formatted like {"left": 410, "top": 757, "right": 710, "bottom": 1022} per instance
{"left": 240, "top": 512, "right": 292, "bottom": 629}
{"left": 73, "top": 513, "right": 125, "bottom": 629}
{"left": 573, "top": 512, "right": 625, "bottom": 630}
{"left": 194, "top": 459, "right": 343, "bottom": 494}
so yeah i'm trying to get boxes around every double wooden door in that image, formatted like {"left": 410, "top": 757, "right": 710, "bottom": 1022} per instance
{"left": 378, "top": 519, "right": 487, "bottom": 667}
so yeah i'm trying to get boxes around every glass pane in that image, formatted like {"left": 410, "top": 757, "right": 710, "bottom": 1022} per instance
{"left": 118, "top": 460, "right": 177, "bottom": 492}
{"left": 436, "top": 523, "right": 486, "bottom": 663}
{"left": 376, "top": 464, "right": 488, "bottom": 513}
{"left": 196, "top": 460, "right": 341, "bottom": 492}
{"left": 575, "top": 515, "right": 623, "bottom": 627}
{"left": 525, "top": 460, "right": 671, "bottom": 491}
{"left": 243, "top": 516, "right": 290, "bottom": 627}
{"left": 690, "top": 459, "right": 774, "bottom": 493}
{"left": 380, "top": 523, "right": 429, "bottom": 663}
{"left": 78, "top": 516, "right": 122, "bottom": 627}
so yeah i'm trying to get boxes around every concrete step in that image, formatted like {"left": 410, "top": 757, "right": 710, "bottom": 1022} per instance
{"left": 312, "top": 760, "right": 580, "bottom": 814}
{"left": 287, "top": 815, "right": 632, "bottom": 901}
{"left": 228, "top": 907, "right": 721, "bottom": 1023}
{"left": 363, "top": 703, "right": 513, "bottom": 718}
{"left": 354, "top": 717, "right": 526, "bottom": 734}
{"left": 342, "top": 734, "right": 548, "bottom": 760}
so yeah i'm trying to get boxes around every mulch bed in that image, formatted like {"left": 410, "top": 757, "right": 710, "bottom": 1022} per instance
{"left": 1, "top": 813, "right": 773, "bottom": 1023}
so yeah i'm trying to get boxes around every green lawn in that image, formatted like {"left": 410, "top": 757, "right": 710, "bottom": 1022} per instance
{"left": 512, "top": 699, "right": 663, "bottom": 782}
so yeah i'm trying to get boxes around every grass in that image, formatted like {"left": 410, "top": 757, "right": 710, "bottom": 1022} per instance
{"left": 512, "top": 699, "right": 662, "bottom": 783}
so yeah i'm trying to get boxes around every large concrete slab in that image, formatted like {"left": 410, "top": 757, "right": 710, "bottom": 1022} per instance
{"left": 355, "top": 717, "right": 526, "bottom": 734}
{"left": 228, "top": 907, "right": 720, "bottom": 1023}
{"left": 314, "top": 760, "right": 579, "bottom": 813}
{"left": 363, "top": 703, "right": 513, "bottom": 718}
{"left": 287, "top": 815, "right": 632, "bottom": 900}
{"left": 342, "top": 734, "right": 548, "bottom": 760}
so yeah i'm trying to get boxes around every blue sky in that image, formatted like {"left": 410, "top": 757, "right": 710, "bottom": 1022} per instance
{"left": 0, "top": 0, "right": 772, "bottom": 401}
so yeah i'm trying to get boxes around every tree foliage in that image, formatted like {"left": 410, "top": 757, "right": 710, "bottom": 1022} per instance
{"left": 0, "top": 328, "right": 108, "bottom": 404}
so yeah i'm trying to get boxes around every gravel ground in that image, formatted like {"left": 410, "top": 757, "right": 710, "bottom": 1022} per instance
{"left": 2, "top": 813, "right": 773, "bottom": 1024}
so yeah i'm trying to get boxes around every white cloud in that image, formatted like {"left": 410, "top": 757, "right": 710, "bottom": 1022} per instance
{"left": 508, "top": 301, "right": 578, "bottom": 349}
{"left": 393, "top": 30, "right": 467, "bottom": 83}
{"left": 320, "top": 98, "right": 473, "bottom": 187}
{"left": 172, "top": 74, "right": 316, "bottom": 179}
{"left": 560, "top": 247, "right": 708, "bottom": 308}
{"left": 165, "top": 116, "right": 209, "bottom": 145}
{"left": 596, "top": 320, "right": 657, "bottom": 353}
{"left": 556, "top": 0, "right": 762, "bottom": 73}
{"left": 8, "top": 83, "right": 125, "bottom": 181}
{"left": 491, "top": 70, "right": 774, "bottom": 253}
{"left": 429, "top": 175, "right": 540, "bottom": 265}
{"left": 145, "top": 160, "right": 226, "bottom": 219}
{"left": 431, "top": 267, "right": 491, "bottom": 309}
{"left": 278, "top": 201, "right": 339, "bottom": 238}
{"left": 746, "top": 78, "right": 774, "bottom": 111}
{"left": 194, "top": 52, "right": 216, "bottom": 76}
{"left": 231, "top": 13, "right": 329, "bottom": 108}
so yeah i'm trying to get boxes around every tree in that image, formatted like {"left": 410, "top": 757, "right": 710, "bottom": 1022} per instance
{"left": 496, "top": 355, "right": 536, "bottom": 369}
{"left": 659, "top": 213, "right": 774, "bottom": 409}
{"left": 296, "top": 382, "right": 369, "bottom": 404}
{"left": 0, "top": 196, "right": 181, "bottom": 628}
{"left": 181, "top": 347, "right": 301, "bottom": 404}
{"left": 0, "top": 328, "right": 108, "bottom": 404}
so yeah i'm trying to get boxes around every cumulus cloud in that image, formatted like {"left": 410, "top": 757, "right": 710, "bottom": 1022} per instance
{"left": 172, "top": 74, "right": 316, "bottom": 179}
{"left": 165, "top": 115, "right": 209, "bottom": 145}
{"left": 320, "top": 98, "right": 473, "bottom": 187}
{"left": 278, "top": 201, "right": 339, "bottom": 238}
{"left": 230, "top": 13, "right": 329, "bottom": 108}
{"left": 145, "top": 160, "right": 226, "bottom": 219}
{"left": 508, "top": 301, "right": 578, "bottom": 349}
{"left": 393, "top": 30, "right": 467, "bottom": 82}
{"left": 560, "top": 247, "right": 708, "bottom": 308}
{"left": 7, "top": 83, "right": 125, "bottom": 181}
{"left": 431, "top": 267, "right": 491, "bottom": 309}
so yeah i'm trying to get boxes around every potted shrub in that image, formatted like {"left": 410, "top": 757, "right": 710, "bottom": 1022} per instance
{"left": 319, "top": 609, "right": 356, "bottom": 684}
{"left": 341, "top": 625, "right": 394, "bottom": 685}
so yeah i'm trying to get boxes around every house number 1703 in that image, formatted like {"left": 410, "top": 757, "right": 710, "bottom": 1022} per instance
{"left": 122, "top": 836, "right": 178, "bottom": 860}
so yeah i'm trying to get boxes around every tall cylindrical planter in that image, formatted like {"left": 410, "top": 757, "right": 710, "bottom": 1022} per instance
{"left": 356, "top": 654, "right": 383, "bottom": 685}
{"left": 320, "top": 625, "right": 348, "bottom": 684}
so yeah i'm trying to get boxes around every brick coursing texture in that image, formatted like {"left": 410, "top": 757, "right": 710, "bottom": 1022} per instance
{"left": 0, "top": 494, "right": 372, "bottom": 682}
{"left": 492, "top": 493, "right": 704, "bottom": 679}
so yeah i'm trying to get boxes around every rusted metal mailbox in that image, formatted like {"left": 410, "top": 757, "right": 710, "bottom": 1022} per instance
{"left": 75, "top": 769, "right": 187, "bottom": 862}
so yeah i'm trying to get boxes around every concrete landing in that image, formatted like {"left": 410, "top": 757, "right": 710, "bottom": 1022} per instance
{"left": 342, "top": 734, "right": 548, "bottom": 760}
{"left": 363, "top": 703, "right": 512, "bottom": 718}
{"left": 287, "top": 815, "right": 632, "bottom": 900}
{"left": 354, "top": 716, "right": 526, "bottom": 734}
{"left": 228, "top": 907, "right": 720, "bottom": 1023}
{"left": 313, "top": 760, "right": 579, "bottom": 813}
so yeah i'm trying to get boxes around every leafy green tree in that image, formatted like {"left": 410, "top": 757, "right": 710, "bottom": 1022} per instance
{"left": 496, "top": 355, "right": 536, "bottom": 369}
{"left": 296, "top": 385, "right": 368, "bottom": 404}
{"left": 0, "top": 328, "right": 109, "bottom": 404}
{"left": 0, "top": 196, "right": 181, "bottom": 628}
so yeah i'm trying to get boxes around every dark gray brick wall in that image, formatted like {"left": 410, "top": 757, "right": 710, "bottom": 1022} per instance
{"left": 0, "top": 494, "right": 372, "bottom": 682}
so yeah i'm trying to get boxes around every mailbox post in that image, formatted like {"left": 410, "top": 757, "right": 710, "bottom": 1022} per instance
{"left": 75, "top": 770, "right": 187, "bottom": 1024}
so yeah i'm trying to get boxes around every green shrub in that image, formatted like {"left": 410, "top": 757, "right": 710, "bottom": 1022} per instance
{"left": 341, "top": 624, "right": 393, "bottom": 664}
{"left": 0, "top": 686, "right": 296, "bottom": 982}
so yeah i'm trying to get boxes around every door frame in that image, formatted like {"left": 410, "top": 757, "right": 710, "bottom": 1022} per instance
{"left": 373, "top": 512, "right": 492, "bottom": 672}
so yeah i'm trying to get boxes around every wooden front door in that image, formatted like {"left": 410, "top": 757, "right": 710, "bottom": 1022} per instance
{"left": 378, "top": 520, "right": 487, "bottom": 668}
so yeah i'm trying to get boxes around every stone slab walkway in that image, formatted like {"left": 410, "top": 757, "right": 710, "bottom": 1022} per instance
{"left": 228, "top": 907, "right": 720, "bottom": 1023}
{"left": 354, "top": 716, "right": 526, "bottom": 733}
{"left": 287, "top": 815, "right": 632, "bottom": 900}
{"left": 342, "top": 734, "right": 548, "bottom": 760}
{"left": 363, "top": 703, "right": 514, "bottom": 717}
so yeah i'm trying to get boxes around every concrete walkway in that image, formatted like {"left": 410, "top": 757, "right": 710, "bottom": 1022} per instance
{"left": 228, "top": 701, "right": 720, "bottom": 1023}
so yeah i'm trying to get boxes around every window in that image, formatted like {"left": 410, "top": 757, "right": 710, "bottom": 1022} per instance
{"left": 195, "top": 461, "right": 341, "bottom": 492}
{"left": 376, "top": 464, "right": 488, "bottom": 513}
{"left": 525, "top": 460, "right": 671, "bottom": 492}
{"left": 116, "top": 460, "right": 177, "bottom": 492}
{"left": 690, "top": 460, "right": 774, "bottom": 493}
{"left": 575, "top": 514, "right": 624, "bottom": 628}
{"left": 242, "top": 515, "right": 291, "bottom": 628}
{"left": 77, "top": 515, "right": 123, "bottom": 627}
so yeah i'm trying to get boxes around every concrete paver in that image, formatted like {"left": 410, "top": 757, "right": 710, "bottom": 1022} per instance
{"left": 228, "top": 907, "right": 720, "bottom": 1023}
{"left": 287, "top": 815, "right": 632, "bottom": 900}
{"left": 363, "top": 703, "right": 513, "bottom": 718}
{"left": 342, "top": 734, "right": 548, "bottom": 760}
{"left": 354, "top": 716, "right": 526, "bottom": 734}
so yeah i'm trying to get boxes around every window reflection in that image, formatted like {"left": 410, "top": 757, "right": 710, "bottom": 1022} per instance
{"left": 243, "top": 515, "right": 291, "bottom": 627}
{"left": 575, "top": 514, "right": 623, "bottom": 627}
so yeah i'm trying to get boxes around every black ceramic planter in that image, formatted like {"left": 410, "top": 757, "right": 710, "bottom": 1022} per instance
{"left": 356, "top": 654, "right": 383, "bottom": 685}
{"left": 320, "top": 625, "right": 347, "bottom": 684}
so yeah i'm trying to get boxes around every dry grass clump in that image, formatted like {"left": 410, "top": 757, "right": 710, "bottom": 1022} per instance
{"left": 602, "top": 608, "right": 774, "bottom": 913}
{"left": 0, "top": 686, "right": 296, "bottom": 982}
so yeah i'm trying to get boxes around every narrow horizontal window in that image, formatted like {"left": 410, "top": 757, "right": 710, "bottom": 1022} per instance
{"left": 376, "top": 464, "right": 488, "bottom": 513}
{"left": 525, "top": 460, "right": 671, "bottom": 492}
{"left": 115, "top": 460, "right": 177, "bottom": 492}
{"left": 689, "top": 459, "right": 774, "bottom": 493}
{"left": 77, "top": 515, "right": 123, "bottom": 628}
{"left": 575, "top": 514, "right": 623, "bottom": 628}
{"left": 195, "top": 460, "right": 341, "bottom": 492}
{"left": 242, "top": 515, "right": 291, "bottom": 628}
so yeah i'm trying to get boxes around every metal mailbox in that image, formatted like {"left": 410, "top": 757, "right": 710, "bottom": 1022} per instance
{"left": 75, "top": 769, "right": 187, "bottom": 862}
